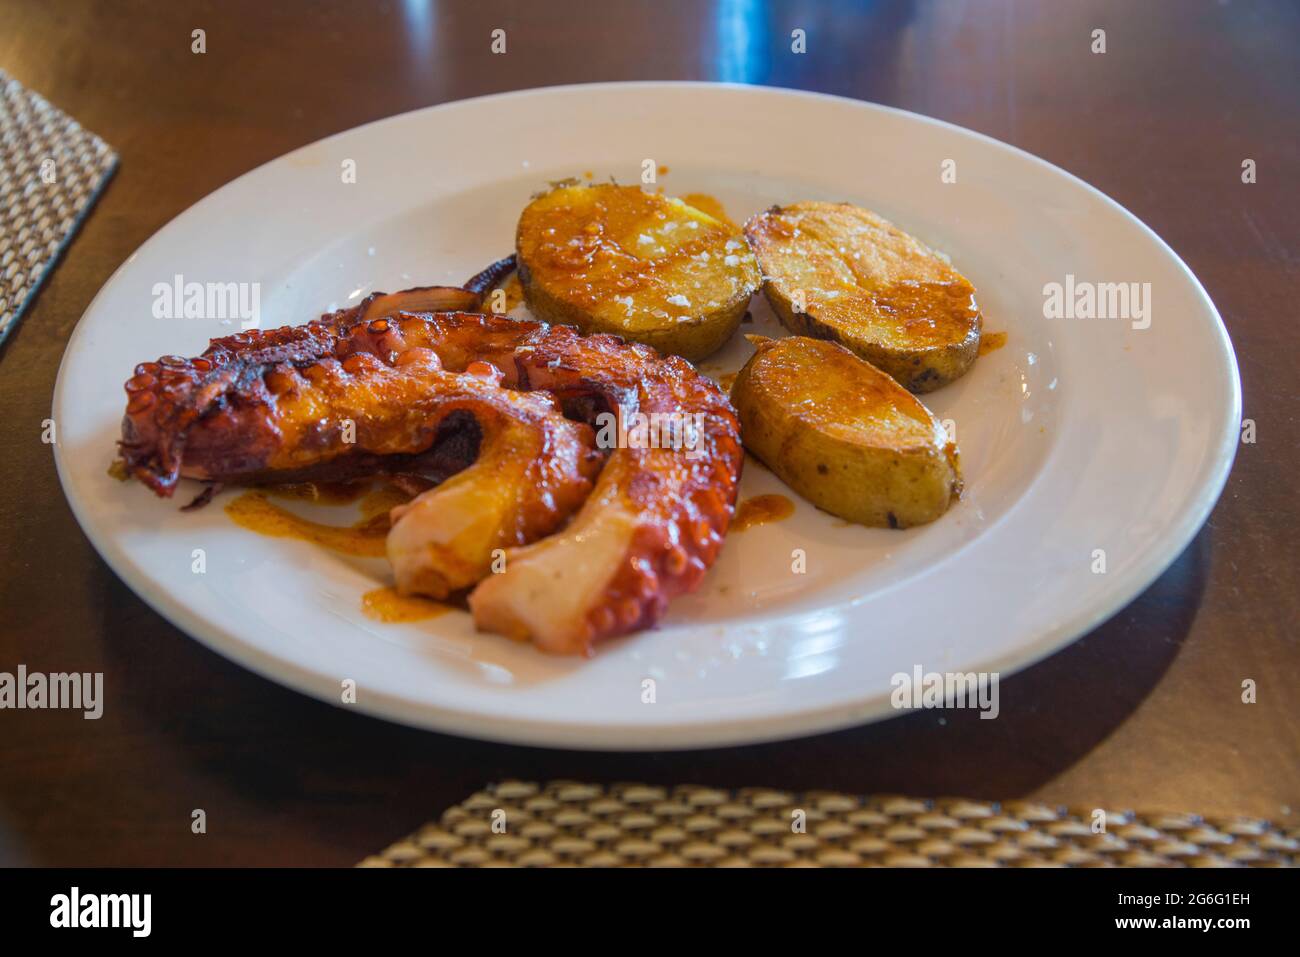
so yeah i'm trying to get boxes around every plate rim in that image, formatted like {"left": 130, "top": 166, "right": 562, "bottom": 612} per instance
{"left": 53, "top": 81, "right": 1242, "bottom": 750}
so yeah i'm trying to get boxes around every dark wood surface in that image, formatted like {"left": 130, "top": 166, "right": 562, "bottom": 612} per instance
{"left": 0, "top": 0, "right": 1295, "bottom": 866}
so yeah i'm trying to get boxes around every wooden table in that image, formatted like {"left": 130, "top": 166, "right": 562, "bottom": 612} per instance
{"left": 0, "top": 0, "right": 1295, "bottom": 866}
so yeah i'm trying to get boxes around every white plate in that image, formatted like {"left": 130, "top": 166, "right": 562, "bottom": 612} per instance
{"left": 54, "top": 83, "right": 1240, "bottom": 749}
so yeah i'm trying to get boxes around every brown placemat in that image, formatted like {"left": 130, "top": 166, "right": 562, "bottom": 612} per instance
{"left": 360, "top": 780, "right": 1299, "bottom": 868}
{"left": 0, "top": 69, "right": 117, "bottom": 347}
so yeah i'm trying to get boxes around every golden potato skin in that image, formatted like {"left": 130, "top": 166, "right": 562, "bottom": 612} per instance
{"left": 731, "top": 336, "right": 961, "bottom": 528}
{"left": 744, "top": 201, "right": 982, "bottom": 393}
{"left": 516, "top": 184, "right": 760, "bottom": 362}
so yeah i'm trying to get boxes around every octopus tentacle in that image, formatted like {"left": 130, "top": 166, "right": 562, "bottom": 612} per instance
{"left": 120, "top": 319, "right": 345, "bottom": 493}
{"left": 384, "top": 358, "right": 601, "bottom": 599}
{"left": 464, "top": 325, "right": 742, "bottom": 654}
{"left": 120, "top": 275, "right": 507, "bottom": 494}
{"left": 130, "top": 340, "right": 599, "bottom": 596}
{"left": 337, "top": 312, "right": 742, "bottom": 652}
{"left": 118, "top": 293, "right": 741, "bottom": 654}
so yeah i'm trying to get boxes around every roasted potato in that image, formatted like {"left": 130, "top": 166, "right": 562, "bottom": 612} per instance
{"left": 744, "top": 201, "right": 982, "bottom": 392}
{"left": 516, "top": 183, "right": 760, "bottom": 362}
{"left": 731, "top": 336, "right": 961, "bottom": 528}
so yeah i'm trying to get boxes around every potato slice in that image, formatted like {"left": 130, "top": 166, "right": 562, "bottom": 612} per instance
{"left": 744, "top": 201, "right": 982, "bottom": 392}
{"left": 731, "top": 336, "right": 961, "bottom": 528}
{"left": 516, "top": 183, "right": 760, "bottom": 362}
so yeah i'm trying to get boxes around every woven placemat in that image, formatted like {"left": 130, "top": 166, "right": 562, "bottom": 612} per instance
{"left": 0, "top": 69, "right": 117, "bottom": 347}
{"left": 360, "top": 780, "right": 1300, "bottom": 868}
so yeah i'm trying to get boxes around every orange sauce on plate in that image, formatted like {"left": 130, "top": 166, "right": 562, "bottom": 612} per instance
{"left": 978, "top": 330, "right": 1007, "bottom": 355}
{"left": 225, "top": 482, "right": 457, "bottom": 623}
{"left": 224, "top": 490, "right": 392, "bottom": 557}
{"left": 732, "top": 493, "right": 795, "bottom": 532}
{"left": 225, "top": 480, "right": 417, "bottom": 558}
{"left": 361, "top": 586, "right": 451, "bottom": 623}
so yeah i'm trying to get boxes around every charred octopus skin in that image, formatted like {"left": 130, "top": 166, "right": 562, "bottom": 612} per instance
{"left": 119, "top": 282, "right": 497, "bottom": 494}
{"left": 119, "top": 292, "right": 742, "bottom": 655}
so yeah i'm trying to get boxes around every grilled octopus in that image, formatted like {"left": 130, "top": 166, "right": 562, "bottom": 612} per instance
{"left": 119, "top": 278, "right": 742, "bottom": 655}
